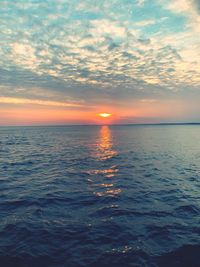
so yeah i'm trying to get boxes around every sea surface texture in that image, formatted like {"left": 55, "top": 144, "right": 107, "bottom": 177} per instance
{"left": 0, "top": 125, "right": 200, "bottom": 267}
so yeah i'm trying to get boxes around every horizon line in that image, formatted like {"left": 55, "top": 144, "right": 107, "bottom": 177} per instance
{"left": 1, "top": 122, "right": 200, "bottom": 127}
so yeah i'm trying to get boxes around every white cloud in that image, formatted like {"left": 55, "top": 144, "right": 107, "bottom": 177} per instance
{"left": 11, "top": 43, "right": 40, "bottom": 70}
{"left": 136, "top": 0, "right": 145, "bottom": 7}
{"left": 90, "top": 20, "right": 126, "bottom": 38}
{"left": 161, "top": 0, "right": 200, "bottom": 30}
{"left": 0, "top": 97, "right": 84, "bottom": 107}
{"left": 134, "top": 19, "right": 156, "bottom": 27}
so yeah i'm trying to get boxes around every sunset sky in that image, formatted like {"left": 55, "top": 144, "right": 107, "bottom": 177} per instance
{"left": 1, "top": 0, "right": 200, "bottom": 125}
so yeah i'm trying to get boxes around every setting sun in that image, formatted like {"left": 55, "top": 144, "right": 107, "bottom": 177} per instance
{"left": 98, "top": 113, "right": 112, "bottom": 118}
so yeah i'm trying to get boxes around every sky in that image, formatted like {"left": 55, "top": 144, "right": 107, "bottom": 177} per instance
{"left": 0, "top": 0, "right": 200, "bottom": 125}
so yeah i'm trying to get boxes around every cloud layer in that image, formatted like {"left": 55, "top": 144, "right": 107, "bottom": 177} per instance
{"left": 0, "top": 0, "right": 200, "bottom": 124}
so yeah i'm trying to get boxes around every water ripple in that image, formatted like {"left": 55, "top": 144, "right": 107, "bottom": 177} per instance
{"left": 1, "top": 125, "right": 200, "bottom": 266}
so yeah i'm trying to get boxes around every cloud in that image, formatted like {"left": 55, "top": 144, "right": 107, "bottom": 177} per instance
{"left": 134, "top": 19, "right": 156, "bottom": 27}
{"left": 0, "top": 97, "right": 84, "bottom": 108}
{"left": 165, "top": 0, "right": 200, "bottom": 15}
{"left": 10, "top": 43, "right": 40, "bottom": 71}
{"left": 140, "top": 99, "right": 157, "bottom": 103}
{"left": 161, "top": 0, "right": 200, "bottom": 28}
{"left": 193, "top": 0, "right": 200, "bottom": 14}
{"left": 136, "top": 0, "right": 145, "bottom": 7}
{"left": 90, "top": 20, "right": 126, "bottom": 38}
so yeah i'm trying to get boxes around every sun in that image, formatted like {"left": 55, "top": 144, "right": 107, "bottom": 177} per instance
{"left": 98, "top": 113, "right": 112, "bottom": 118}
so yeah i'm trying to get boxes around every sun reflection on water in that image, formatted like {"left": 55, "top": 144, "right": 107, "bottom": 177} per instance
{"left": 95, "top": 125, "right": 118, "bottom": 161}
{"left": 87, "top": 126, "right": 121, "bottom": 197}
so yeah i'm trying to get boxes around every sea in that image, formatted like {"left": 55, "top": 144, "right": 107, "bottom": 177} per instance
{"left": 0, "top": 124, "right": 200, "bottom": 267}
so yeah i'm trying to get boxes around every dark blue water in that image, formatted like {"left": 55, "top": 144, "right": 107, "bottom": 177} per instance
{"left": 1, "top": 125, "right": 200, "bottom": 267}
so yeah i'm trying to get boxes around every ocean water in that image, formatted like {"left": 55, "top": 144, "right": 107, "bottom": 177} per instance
{"left": 0, "top": 125, "right": 200, "bottom": 267}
